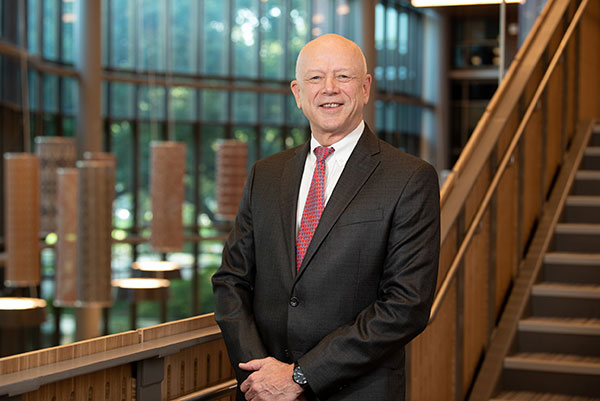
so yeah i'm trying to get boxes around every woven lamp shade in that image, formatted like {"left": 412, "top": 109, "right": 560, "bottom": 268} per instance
{"left": 216, "top": 140, "right": 248, "bottom": 221}
{"left": 34, "top": 136, "right": 77, "bottom": 234}
{"left": 54, "top": 168, "right": 78, "bottom": 307}
{"left": 3, "top": 154, "right": 41, "bottom": 287}
{"left": 149, "top": 141, "right": 186, "bottom": 252}
{"left": 75, "top": 160, "right": 115, "bottom": 307}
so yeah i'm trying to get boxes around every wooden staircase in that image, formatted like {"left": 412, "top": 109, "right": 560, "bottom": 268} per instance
{"left": 491, "top": 127, "right": 600, "bottom": 400}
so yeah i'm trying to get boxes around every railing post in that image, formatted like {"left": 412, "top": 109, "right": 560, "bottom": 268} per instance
{"left": 488, "top": 152, "right": 498, "bottom": 339}
{"left": 455, "top": 209, "right": 466, "bottom": 401}
{"left": 135, "top": 357, "right": 165, "bottom": 401}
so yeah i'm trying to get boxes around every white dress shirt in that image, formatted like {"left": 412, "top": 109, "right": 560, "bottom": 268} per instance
{"left": 296, "top": 120, "right": 364, "bottom": 233}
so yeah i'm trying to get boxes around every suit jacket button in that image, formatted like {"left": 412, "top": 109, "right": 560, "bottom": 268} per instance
{"left": 289, "top": 297, "right": 299, "bottom": 307}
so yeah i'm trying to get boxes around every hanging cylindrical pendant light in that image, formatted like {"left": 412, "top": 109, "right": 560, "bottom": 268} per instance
{"left": 76, "top": 160, "right": 115, "bottom": 307}
{"left": 34, "top": 136, "right": 77, "bottom": 235}
{"left": 216, "top": 140, "right": 248, "bottom": 221}
{"left": 54, "top": 168, "right": 78, "bottom": 307}
{"left": 149, "top": 141, "right": 186, "bottom": 252}
{"left": 83, "top": 151, "right": 117, "bottom": 168}
{"left": 3, "top": 154, "right": 41, "bottom": 287}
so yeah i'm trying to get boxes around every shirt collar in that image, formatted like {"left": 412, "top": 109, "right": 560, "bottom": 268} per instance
{"left": 308, "top": 120, "right": 364, "bottom": 165}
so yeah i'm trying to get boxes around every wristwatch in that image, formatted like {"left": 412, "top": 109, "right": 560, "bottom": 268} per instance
{"left": 292, "top": 362, "right": 309, "bottom": 388}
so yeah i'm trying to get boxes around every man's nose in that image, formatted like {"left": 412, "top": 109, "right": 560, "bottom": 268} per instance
{"left": 322, "top": 75, "right": 339, "bottom": 94}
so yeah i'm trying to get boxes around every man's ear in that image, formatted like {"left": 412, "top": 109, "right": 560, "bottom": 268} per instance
{"left": 290, "top": 80, "right": 302, "bottom": 109}
{"left": 362, "top": 74, "right": 372, "bottom": 104}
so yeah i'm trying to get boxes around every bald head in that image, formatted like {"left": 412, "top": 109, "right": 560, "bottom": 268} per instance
{"left": 295, "top": 34, "right": 368, "bottom": 80}
{"left": 290, "top": 34, "right": 372, "bottom": 145}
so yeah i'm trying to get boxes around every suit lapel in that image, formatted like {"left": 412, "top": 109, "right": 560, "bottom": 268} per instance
{"left": 296, "top": 127, "right": 381, "bottom": 279}
{"left": 280, "top": 142, "right": 309, "bottom": 278}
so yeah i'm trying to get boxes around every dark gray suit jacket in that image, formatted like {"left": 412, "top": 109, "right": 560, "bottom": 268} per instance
{"left": 212, "top": 126, "right": 440, "bottom": 400}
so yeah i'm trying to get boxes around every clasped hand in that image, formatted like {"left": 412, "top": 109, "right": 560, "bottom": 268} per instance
{"left": 239, "top": 357, "right": 306, "bottom": 401}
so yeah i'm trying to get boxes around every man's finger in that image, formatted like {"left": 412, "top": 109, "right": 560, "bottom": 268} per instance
{"left": 239, "top": 357, "right": 268, "bottom": 371}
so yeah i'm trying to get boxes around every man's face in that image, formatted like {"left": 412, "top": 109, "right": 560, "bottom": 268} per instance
{"left": 290, "top": 37, "right": 371, "bottom": 141}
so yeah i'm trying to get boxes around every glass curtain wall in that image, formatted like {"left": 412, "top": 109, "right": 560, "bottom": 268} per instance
{"left": 0, "top": 0, "right": 433, "bottom": 345}
{"left": 374, "top": 0, "right": 431, "bottom": 157}
{"left": 101, "top": 0, "right": 361, "bottom": 330}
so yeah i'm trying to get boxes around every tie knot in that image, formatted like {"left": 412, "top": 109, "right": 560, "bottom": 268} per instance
{"left": 314, "top": 146, "right": 335, "bottom": 163}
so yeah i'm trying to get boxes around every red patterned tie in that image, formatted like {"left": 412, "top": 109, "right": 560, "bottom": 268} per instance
{"left": 296, "top": 146, "right": 335, "bottom": 272}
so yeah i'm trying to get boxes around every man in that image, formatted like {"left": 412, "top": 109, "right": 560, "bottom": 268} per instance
{"left": 212, "top": 34, "right": 439, "bottom": 401}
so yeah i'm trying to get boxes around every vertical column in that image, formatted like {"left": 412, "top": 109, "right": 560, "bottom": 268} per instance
{"left": 135, "top": 357, "right": 164, "bottom": 401}
{"left": 360, "top": 0, "right": 376, "bottom": 130}
{"left": 75, "top": 0, "right": 104, "bottom": 338}
{"left": 76, "top": 0, "right": 103, "bottom": 157}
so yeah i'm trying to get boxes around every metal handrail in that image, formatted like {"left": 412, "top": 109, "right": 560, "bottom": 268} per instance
{"left": 429, "top": 0, "right": 589, "bottom": 323}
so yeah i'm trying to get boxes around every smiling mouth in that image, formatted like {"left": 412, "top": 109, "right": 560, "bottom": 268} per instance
{"left": 320, "top": 103, "right": 342, "bottom": 108}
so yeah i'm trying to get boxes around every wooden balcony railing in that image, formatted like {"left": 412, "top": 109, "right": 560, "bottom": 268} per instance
{"left": 409, "top": 0, "right": 599, "bottom": 399}
{"left": 1, "top": 0, "right": 598, "bottom": 400}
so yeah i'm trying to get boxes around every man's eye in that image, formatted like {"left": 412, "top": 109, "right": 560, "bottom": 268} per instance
{"left": 309, "top": 76, "right": 322, "bottom": 81}
{"left": 337, "top": 75, "right": 351, "bottom": 80}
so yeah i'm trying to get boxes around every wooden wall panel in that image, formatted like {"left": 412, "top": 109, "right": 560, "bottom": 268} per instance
{"left": 20, "top": 365, "right": 132, "bottom": 401}
{"left": 565, "top": 29, "right": 576, "bottom": 144}
{"left": 523, "top": 61, "right": 544, "bottom": 117}
{"left": 409, "top": 281, "right": 457, "bottom": 401}
{"left": 546, "top": 63, "right": 564, "bottom": 197}
{"left": 496, "top": 108, "right": 520, "bottom": 164}
{"left": 495, "top": 159, "right": 519, "bottom": 316}
{"left": 547, "top": 14, "right": 564, "bottom": 64}
{"left": 521, "top": 108, "right": 543, "bottom": 252}
{"left": 161, "top": 339, "right": 234, "bottom": 400}
{"left": 438, "top": 223, "right": 458, "bottom": 293}
{"left": 464, "top": 160, "right": 491, "bottom": 235}
{"left": 579, "top": 0, "right": 600, "bottom": 121}
{"left": 462, "top": 209, "right": 490, "bottom": 393}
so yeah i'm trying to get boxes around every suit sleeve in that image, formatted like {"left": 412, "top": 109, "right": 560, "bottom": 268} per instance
{"left": 298, "top": 163, "right": 440, "bottom": 398}
{"left": 211, "top": 164, "right": 269, "bottom": 384}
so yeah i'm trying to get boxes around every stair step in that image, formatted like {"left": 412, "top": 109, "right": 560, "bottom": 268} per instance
{"left": 543, "top": 253, "right": 600, "bottom": 284}
{"left": 519, "top": 317, "right": 600, "bottom": 335}
{"left": 531, "top": 283, "right": 600, "bottom": 318}
{"left": 532, "top": 283, "right": 600, "bottom": 298}
{"left": 502, "top": 353, "right": 600, "bottom": 397}
{"left": 572, "top": 171, "right": 600, "bottom": 196}
{"left": 555, "top": 223, "right": 600, "bottom": 234}
{"left": 566, "top": 196, "right": 600, "bottom": 207}
{"left": 504, "top": 353, "right": 600, "bottom": 375}
{"left": 492, "top": 390, "right": 600, "bottom": 400}
{"left": 585, "top": 147, "right": 600, "bottom": 156}
{"left": 553, "top": 223, "right": 600, "bottom": 252}
{"left": 562, "top": 196, "right": 600, "bottom": 223}
{"left": 590, "top": 129, "right": 600, "bottom": 146}
{"left": 582, "top": 148, "right": 600, "bottom": 170}
{"left": 544, "top": 252, "right": 600, "bottom": 265}
{"left": 517, "top": 317, "right": 600, "bottom": 356}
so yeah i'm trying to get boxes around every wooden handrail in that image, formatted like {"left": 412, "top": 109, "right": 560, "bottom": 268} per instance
{"left": 437, "top": 0, "right": 571, "bottom": 242}
{"left": 0, "top": 314, "right": 226, "bottom": 399}
{"left": 171, "top": 379, "right": 237, "bottom": 401}
{"left": 429, "top": 0, "right": 589, "bottom": 323}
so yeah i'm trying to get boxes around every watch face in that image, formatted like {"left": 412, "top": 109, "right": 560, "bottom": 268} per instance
{"left": 293, "top": 365, "right": 308, "bottom": 386}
